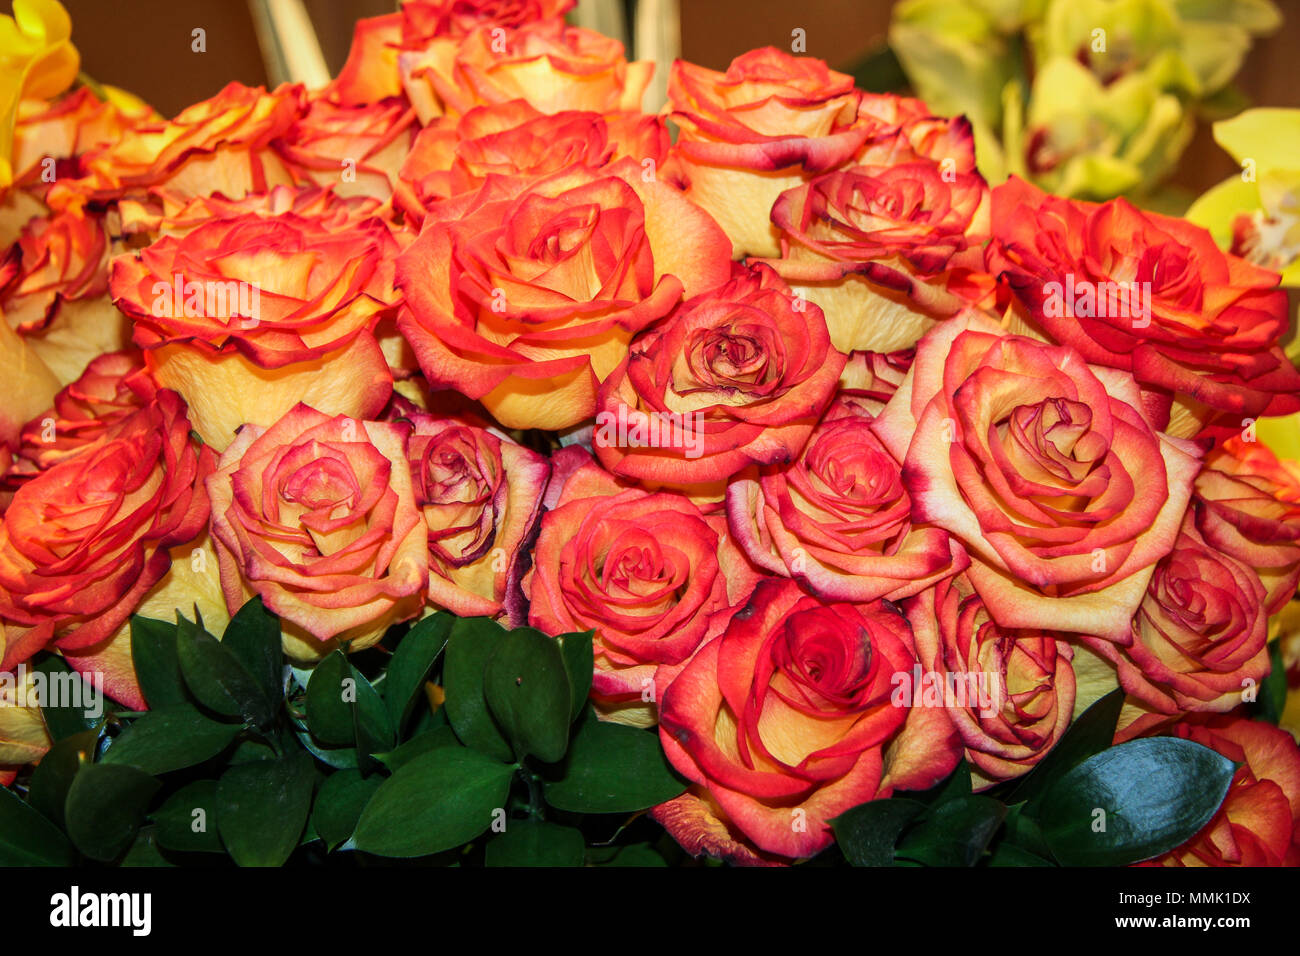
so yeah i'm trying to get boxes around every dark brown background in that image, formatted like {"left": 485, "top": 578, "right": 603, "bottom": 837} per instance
{"left": 61, "top": 0, "right": 1300, "bottom": 195}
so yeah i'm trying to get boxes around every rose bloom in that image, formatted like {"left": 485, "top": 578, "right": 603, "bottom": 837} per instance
{"left": 1085, "top": 518, "right": 1269, "bottom": 714}
{"left": 395, "top": 99, "right": 668, "bottom": 219}
{"left": 275, "top": 96, "right": 418, "bottom": 202}
{"left": 726, "top": 395, "right": 966, "bottom": 602}
{"left": 0, "top": 206, "right": 129, "bottom": 384}
{"left": 654, "top": 578, "right": 960, "bottom": 864}
{"left": 1193, "top": 436, "right": 1300, "bottom": 615}
{"left": 11, "top": 85, "right": 153, "bottom": 191}
{"left": 855, "top": 112, "right": 978, "bottom": 172}
{"left": 399, "top": 19, "right": 652, "bottom": 124}
{"left": 117, "top": 183, "right": 387, "bottom": 240}
{"left": 759, "top": 160, "right": 992, "bottom": 353}
{"left": 2, "top": 349, "right": 154, "bottom": 501}
{"left": 873, "top": 311, "right": 1202, "bottom": 639}
{"left": 326, "top": 0, "right": 576, "bottom": 107}
{"left": 0, "top": 389, "right": 213, "bottom": 704}
{"left": 1141, "top": 715, "right": 1300, "bottom": 867}
{"left": 397, "top": 161, "right": 730, "bottom": 431}
{"left": 401, "top": 408, "right": 549, "bottom": 623}
{"left": 525, "top": 448, "right": 761, "bottom": 725}
{"left": 111, "top": 210, "right": 399, "bottom": 450}
{"left": 594, "top": 263, "right": 846, "bottom": 489}
{"left": 206, "top": 403, "right": 428, "bottom": 658}
{"left": 988, "top": 176, "right": 1300, "bottom": 428}
{"left": 50, "top": 82, "right": 303, "bottom": 210}
{"left": 907, "top": 574, "right": 1076, "bottom": 786}
{"left": 0, "top": 314, "right": 61, "bottom": 449}
{"left": 667, "top": 48, "right": 886, "bottom": 258}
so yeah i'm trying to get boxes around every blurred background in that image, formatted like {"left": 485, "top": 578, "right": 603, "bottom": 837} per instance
{"left": 57, "top": 0, "right": 1300, "bottom": 196}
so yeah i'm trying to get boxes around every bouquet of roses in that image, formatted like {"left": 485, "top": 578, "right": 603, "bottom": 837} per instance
{"left": 0, "top": 0, "right": 1297, "bottom": 869}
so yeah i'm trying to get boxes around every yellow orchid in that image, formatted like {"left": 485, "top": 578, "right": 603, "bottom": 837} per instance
{"left": 0, "top": 0, "right": 80, "bottom": 188}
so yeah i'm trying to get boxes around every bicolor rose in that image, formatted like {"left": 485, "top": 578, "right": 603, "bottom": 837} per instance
{"left": 275, "top": 96, "right": 417, "bottom": 202}
{"left": 594, "top": 263, "right": 846, "bottom": 488}
{"left": 205, "top": 404, "right": 427, "bottom": 658}
{"left": 872, "top": 311, "right": 1202, "bottom": 639}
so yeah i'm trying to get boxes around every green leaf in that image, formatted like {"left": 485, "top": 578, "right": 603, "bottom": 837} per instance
{"left": 216, "top": 751, "right": 316, "bottom": 867}
{"left": 375, "top": 725, "right": 462, "bottom": 772}
{"left": 484, "top": 627, "right": 572, "bottom": 763}
{"left": 153, "top": 780, "right": 223, "bottom": 854}
{"left": 832, "top": 798, "right": 927, "bottom": 866}
{"left": 588, "top": 842, "right": 668, "bottom": 867}
{"left": 121, "top": 827, "right": 175, "bottom": 867}
{"left": 29, "top": 656, "right": 101, "bottom": 740}
{"left": 312, "top": 769, "right": 384, "bottom": 851}
{"left": 294, "top": 727, "right": 359, "bottom": 770}
{"left": 103, "top": 707, "right": 241, "bottom": 774}
{"left": 485, "top": 821, "right": 584, "bottom": 867}
{"left": 987, "top": 842, "right": 1054, "bottom": 866}
{"left": 350, "top": 665, "right": 395, "bottom": 766}
{"left": 1038, "top": 737, "right": 1236, "bottom": 866}
{"left": 221, "top": 596, "right": 283, "bottom": 712}
{"left": 353, "top": 746, "right": 515, "bottom": 858}
{"left": 304, "top": 651, "right": 354, "bottom": 746}
{"left": 1010, "top": 688, "right": 1124, "bottom": 810}
{"left": 896, "top": 795, "right": 1008, "bottom": 867}
{"left": 556, "top": 630, "right": 594, "bottom": 723}
{"left": 27, "top": 729, "right": 99, "bottom": 828}
{"left": 383, "top": 611, "right": 451, "bottom": 732}
{"left": 64, "top": 762, "right": 160, "bottom": 862}
{"left": 1256, "top": 639, "right": 1286, "bottom": 725}
{"left": 176, "top": 615, "right": 274, "bottom": 727}
{"left": 0, "top": 784, "right": 76, "bottom": 865}
{"left": 130, "top": 616, "right": 188, "bottom": 710}
{"left": 442, "top": 617, "right": 513, "bottom": 762}
{"left": 542, "top": 715, "right": 686, "bottom": 814}
{"left": 902, "top": 758, "right": 973, "bottom": 806}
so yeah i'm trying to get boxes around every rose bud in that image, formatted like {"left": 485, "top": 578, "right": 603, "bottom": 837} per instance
{"left": 759, "top": 160, "right": 993, "bottom": 353}
{"left": 655, "top": 578, "right": 960, "bottom": 863}
{"left": 594, "top": 263, "right": 846, "bottom": 489}
{"left": 1084, "top": 518, "right": 1270, "bottom": 715}
{"left": 988, "top": 176, "right": 1300, "bottom": 434}
{"left": 402, "top": 410, "right": 549, "bottom": 623}
{"left": 397, "top": 161, "right": 730, "bottom": 431}
{"left": 0, "top": 389, "right": 214, "bottom": 705}
{"left": 110, "top": 210, "right": 399, "bottom": 450}
{"left": 395, "top": 100, "right": 668, "bottom": 219}
{"left": 525, "top": 450, "right": 761, "bottom": 726}
{"left": 873, "top": 311, "right": 1202, "bottom": 640}
{"left": 1193, "top": 436, "right": 1300, "bottom": 615}
{"left": 1140, "top": 715, "right": 1300, "bottom": 867}
{"left": 275, "top": 96, "right": 418, "bottom": 202}
{"left": 727, "top": 396, "right": 966, "bottom": 602}
{"left": 205, "top": 404, "right": 428, "bottom": 659}
{"left": 0, "top": 206, "right": 129, "bottom": 384}
{"left": 399, "top": 19, "right": 652, "bottom": 124}
{"left": 907, "top": 574, "right": 1076, "bottom": 786}
{"left": 51, "top": 82, "right": 304, "bottom": 211}
{"left": 667, "top": 49, "right": 893, "bottom": 258}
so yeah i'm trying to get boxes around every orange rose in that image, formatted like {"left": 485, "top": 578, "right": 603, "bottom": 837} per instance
{"left": 727, "top": 394, "right": 965, "bottom": 602}
{"left": 654, "top": 578, "right": 960, "bottom": 863}
{"left": 0, "top": 388, "right": 213, "bottom": 703}
{"left": 11, "top": 85, "right": 153, "bottom": 191}
{"left": 989, "top": 176, "right": 1300, "bottom": 429}
{"left": 395, "top": 99, "right": 668, "bottom": 219}
{"left": 0, "top": 205, "right": 128, "bottom": 383}
{"left": 117, "top": 182, "right": 387, "bottom": 239}
{"left": 907, "top": 574, "right": 1076, "bottom": 785}
{"left": 1141, "top": 715, "right": 1300, "bottom": 867}
{"left": 397, "top": 161, "right": 730, "bottom": 430}
{"left": 873, "top": 311, "right": 1202, "bottom": 639}
{"left": 760, "top": 160, "right": 992, "bottom": 353}
{"left": 1084, "top": 518, "right": 1269, "bottom": 714}
{"left": 275, "top": 96, "right": 417, "bottom": 202}
{"left": 1193, "top": 436, "right": 1300, "bottom": 615}
{"left": 666, "top": 49, "right": 884, "bottom": 258}
{"left": 51, "top": 82, "right": 303, "bottom": 210}
{"left": 400, "top": 407, "right": 549, "bottom": 622}
{"left": 399, "top": 19, "right": 652, "bottom": 123}
{"left": 594, "top": 263, "right": 846, "bottom": 488}
{"left": 110, "top": 210, "right": 399, "bottom": 449}
{"left": 524, "top": 448, "right": 760, "bottom": 724}
{"left": 205, "top": 403, "right": 428, "bottom": 657}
